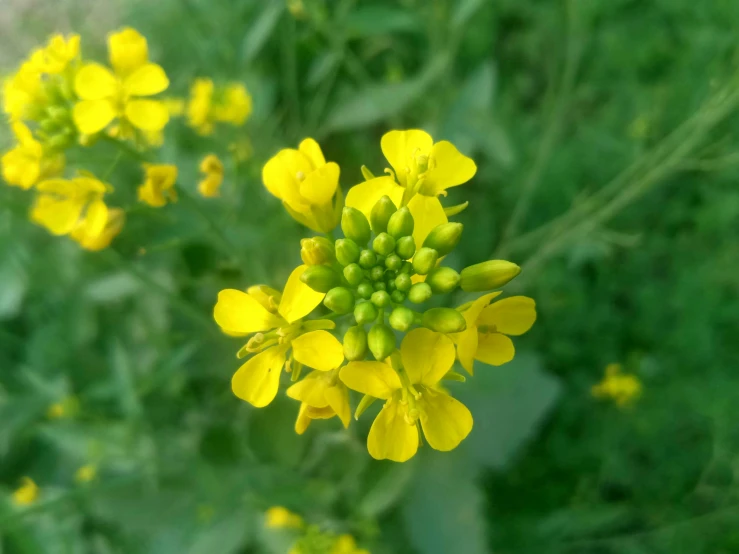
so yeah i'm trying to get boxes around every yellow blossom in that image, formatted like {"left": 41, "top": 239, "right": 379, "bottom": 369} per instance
{"left": 340, "top": 329, "right": 473, "bottom": 462}
{"left": 3, "top": 64, "right": 44, "bottom": 121}
{"left": 2, "top": 122, "right": 43, "bottom": 189}
{"left": 31, "top": 175, "right": 110, "bottom": 236}
{"left": 28, "top": 34, "right": 80, "bottom": 75}
{"left": 289, "top": 370, "right": 351, "bottom": 434}
{"left": 592, "top": 363, "right": 642, "bottom": 407}
{"left": 75, "top": 464, "right": 97, "bottom": 483}
{"left": 73, "top": 28, "right": 169, "bottom": 136}
{"left": 137, "top": 163, "right": 178, "bottom": 207}
{"left": 186, "top": 79, "right": 252, "bottom": 135}
{"left": 70, "top": 206, "right": 124, "bottom": 251}
{"left": 187, "top": 78, "right": 215, "bottom": 135}
{"left": 265, "top": 506, "right": 304, "bottom": 529}
{"left": 12, "top": 477, "right": 39, "bottom": 506}
{"left": 332, "top": 534, "right": 370, "bottom": 554}
{"left": 262, "top": 138, "right": 342, "bottom": 233}
{"left": 452, "top": 292, "right": 536, "bottom": 374}
{"left": 213, "top": 83, "right": 252, "bottom": 125}
{"left": 198, "top": 154, "right": 224, "bottom": 197}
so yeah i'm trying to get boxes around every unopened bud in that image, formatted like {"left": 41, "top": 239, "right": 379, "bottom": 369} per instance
{"left": 412, "top": 247, "right": 438, "bottom": 275}
{"left": 385, "top": 254, "right": 402, "bottom": 271}
{"left": 368, "top": 323, "right": 396, "bottom": 360}
{"left": 371, "top": 290, "right": 391, "bottom": 308}
{"left": 341, "top": 207, "right": 371, "bottom": 246}
{"left": 394, "top": 273, "right": 412, "bottom": 292}
{"left": 426, "top": 267, "right": 461, "bottom": 294}
{"left": 390, "top": 290, "right": 406, "bottom": 303}
{"left": 395, "top": 236, "right": 416, "bottom": 260}
{"left": 387, "top": 206, "right": 414, "bottom": 239}
{"left": 300, "top": 236, "right": 335, "bottom": 265}
{"left": 370, "top": 195, "right": 397, "bottom": 234}
{"left": 408, "top": 282, "right": 432, "bottom": 304}
{"left": 343, "top": 325, "right": 368, "bottom": 361}
{"left": 324, "top": 287, "right": 355, "bottom": 314}
{"left": 372, "top": 232, "right": 396, "bottom": 256}
{"left": 370, "top": 266, "right": 385, "bottom": 281}
{"left": 373, "top": 281, "right": 387, "bottom": 292}
{"left": 300, "top": 265, "right": 340, "bottom": 293}
{"left": 460, "top": 260, "right": 521, "bottom": 292}
{"left": 358, "top": 249, "right": 377, "bottom": 269}
{"left": 343, "top": 263, "right": 364, "bottom": 286}
{"left": 357, "top": 282, "right": 374, "bottom": 299}
{"left": 335, "top": 238, "right": 360, "bottom": 266}
{"left": 354, "top": 301, "right": 378, "bottom": 324}
{"left": 389, "top": 306, "right": 415, "bottom": 331}
{"left": 422, "top": 307, "right": 467, "bottom": 333}
{"left": 423, "top": 222, "right": 463, "bottom": 256}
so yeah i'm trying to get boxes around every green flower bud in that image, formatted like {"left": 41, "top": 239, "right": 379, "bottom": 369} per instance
{"left": 368, "top": 323, "right": 396, "bottom": 360}
{"left": 39, "top": 117, "right": 61, "bottom": 133}
{"left": 460, "top": 260, "right": 522, "bottom": 292}
{"left": 357, "top": 282, "right": 374, "bottom": 299}
{"left": 343, "top": 263, "right": 364, "bottom": 286}
{"left": 335, "top": 238, "right": 360, "bottom": 266}
{"left": 300, "top": 265, "right": 340, "bottom": 293}
{"left": 400, "top": 261, "right": 413, "bottom": 274}
{"left": 412, "top": 247, "right": 439, "bottom": 275}
{"left": 387, "top": 206, "right": 414, "bottom": 239}
{"left": 394, "top": 273, "right": 412, "bottom": 292}
{"left": 343, "top": 326, "right": 368, "bottom": 361}
{"left": 370, "top": 195, "right": 397, "bottom": 234}
{"left": 374, "top": 281, "right": 387, "bottom": 291}
{"left": 385, "top": 277, "right": 397, "bottom": 292}
{"left": 300, "top": 236, "right": 335, "bottom": 265}
{"left": 385, "top": 254, "right": 402, "bottom": 271}
{"left": 358, "top": 249, "right": 377, "bottom": 269}
{"left": 370, "top": 266, "right": 385, "bottom": 281}
{"left": 354, "top": 301, "right": 378, "bottom": 324}
{"left": 422, "top": 307, "right": 467, "bottom": 333}
{"left": 372, "top": 232, "right": 396, "bottom": 256}
{"left": 423, "top": 222, "right": 463, "bottom": 256}
{"left": 408, "top": 282, "right": 432, "bottom": 304}
{"left": 324, "top": 287, "right": 355, "bottom": 314}
{"left": 389, "top": 306, "right": 415, "bottom": 331}
{"left": 371, "top": 290, "right": 391, "bottom": 308}
{"left": 341, "top": 207, "right": 371, "bottom": 246}
{"left": 395, "top": 236, "right": 416, "bottom": 260}
{"left": 426, "top": 267, "right": 461, "bottom": 294}
{"left": 390, "top": 290, "right": 406, "bottom": 304}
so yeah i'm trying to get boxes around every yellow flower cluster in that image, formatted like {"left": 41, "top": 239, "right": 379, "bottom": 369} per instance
{"left": 186, "top": 78, "right": 253, "bottom": 136}
{"left": 214, "top": 130, "right": 537, "bottom": 462}
{"left": 592, "top": 363, "right": 642, "bottom": 407}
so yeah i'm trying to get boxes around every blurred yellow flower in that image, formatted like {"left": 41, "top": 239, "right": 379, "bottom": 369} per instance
{"left": 73, "top": 28, "right": 169, "bottom": 136}
{"left": 213, "top": 83, "right": 252, "bottom": 125}
{"left": 3, "top": 64, "right": 44, "bottom": 121}
{"left": 28, "top": 34, "right": 80, "bottom": 75}
{"left": 290, "top": 371, "right": 351, "bottom": 434}
{"left": 592, "top": 363, "right": 642, "bottom": 407}
{"left": 187, "top": 78, "right": 214, "bottom": 135}
{"left": 332, "top": 534, "right": 370, "bottom": 554}
{"left": 2, "top": 122, "right": 44, "bottom": 189}
{"left": 75, "top": 464, "right": 97, "bottom": 483}
{"left": 71, "top": 206, "right": 124, "bottom": 251}
{"left": 186, "top": 79, "right": 252, "bottom": 135}
{"left": 31, "top": 175, "right": 110, "bottom": 236}
{"left": 265, "top": 506, "right": 304, "bottom": 529}
{"left": 340, "top": 329, "right": 473, "bottom": 462}
{"left": 452, "top": 292, "right": 537, "bottom": 374}
{"left": 198, "top": 154, "right": 223, "bottom": 198}
{"left": 262, "top": 138, "right": 342, "bottom": 233}
{"left": 138, "top": 163, "right": 178, "bottom": 207}
{"left": 12, "top": 477, "right": 39, "bottom": 506}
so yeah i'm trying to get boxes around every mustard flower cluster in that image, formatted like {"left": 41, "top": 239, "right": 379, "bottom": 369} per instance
{"left": 265, "top": 506, "right": 369, "bottom": 554}
{"left": 592, "top": 363, "right": 642, "bottom": 407}
{"left": 214, "top": 130, "right": 537, "bottom": 462}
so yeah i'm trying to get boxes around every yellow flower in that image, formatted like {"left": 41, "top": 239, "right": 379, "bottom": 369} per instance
{"left": 262, "top": 138, "right": 342, "bottom": 233}
{"left": 198, "top": 154, "right": 224, "bottom": 198}
{"left": 453, "top": 292, "right": 536, "bottom": 374}
{"left": 28, "top": 34, "right": 80, "bottom": 75}
{"left": 340, "top": 329, "right": 473, "bottom": 462}
{"left": 290, "top": 370, "right": 351, "bottom": 434}
{"left": 12, "top": 477, "right": 39, "bottom": 506}
{"left": 3, "top": 64, "right": 44, "bottom": 121}
{"left": 137, "top": 163, "right": 178, "bottom": 207}
{"left": 186, "top": 79, "right": 252, "bottom": 135}
{"left": 72, "top": 28, "right": 169, "bottom": 136}
{"left": 265, "top": 506, "right": 304, "bottom": 529}
{"left": 187, "top": 78, "right": 215, "bottom": 135}
{"left": 214, "top": 265, "right": 344, "bottom": 407}
{"left": 213, "top": 83, "right": 252, "bottom": 126}
{"left": 70, "top": 206, "right": 124, "bottom": 251}
{"left": 75, "top": 464, "right": 97, "bottom": 483}
{"left": 2, "top": 122, "right": 43, "bottom": 189}
{"left": 346, "top": 129, "right": 476, "bottom": 246}
{"left": 592, "top": 363, "right": 642, "bottom": 407}
{"left": 31, "top": 175, "right": 110, "bottom": 236}
{"left": 332, "top": 534, "right": 370, "bottom": 554}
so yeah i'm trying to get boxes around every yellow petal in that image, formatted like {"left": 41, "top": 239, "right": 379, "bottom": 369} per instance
{"left": 475, "top": 332, "right": 515, "bottom": 366}
{"left": 286, "top": 371, "right": 330, "bottom": 408}
{"left": 73, "top": 99, "right": 116, "bottom": 135}
{"left": 108, "top": 27, "right": 148, "bottom": 75}
{"left": 478, "top": 296, "right": 537, "bottom": 336}
{"left": 345, "top": 176, "right": 404, "bottom": 220}
{"left": 294, "top": 403, "right": 312, "bottom": 435}
{"left": 277, "top": 265, "right": 325, "bottom": 323}
{"left": 291, "top": 330, "right": 344, "bottom": 371}
{"left": 11, "top": 121, "right": 35, "bottom": 145}
{"left": 231, "top": 344, "right": 288, "bottom": 407}
{"left": 82, "top": 199, "right": 109, "bottom": 239}
{"left": 30, "top": 195, "right": 84, "bottom": 236}
{"left": 418, "top": 388, "right": 473, "bottom": 451}
{"left": 339, "top": 361, "right": 401, "bottom": 399}
{"left": 451, "top": 292, "right": 502, "bottom": 375}
{"left": 325, "top": 384, "right": 351, "bottom": 428}
{"left": 298, "top": 138, "right": 325, "bottom": 169}
{"left": 123, "top": 63, "right": 169, "bottom": 96}
{"left": 125, "top": 99, "right": 169, "bottom": 131}
{"left": 74, "top": 63, "right": 118, "bottom": 100}
{"left": 367, "top": 398, "right": 419, "bottom": 462}
{"left": 407, "top": 193, "right": 447, "bottom": 248}
{"left": 299, "top": 162, "right": 339, "bottom": 206}
{"left": 380, "top": 129, "right": 433, "bottom": 187}
{"left": 262, "top": 149, "right": 311, "bottom": 212}
{"left": 213, "top": 289, "right": 285, "bottom": 335}
{"left": 420, "top": 140, "right": 477, "bottom": 195}
{"left": 400, "top": 328, "right": 455, "bottom": 387}
{"left": 2, "top": 147, "right": 40, "bottom": 190}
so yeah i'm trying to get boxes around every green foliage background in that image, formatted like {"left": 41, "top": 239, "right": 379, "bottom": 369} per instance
{"left": 2, "top": 0, "right": 739, "bottom": 552}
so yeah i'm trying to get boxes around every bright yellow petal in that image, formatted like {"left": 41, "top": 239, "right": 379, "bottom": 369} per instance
{"left": 291, "top": 330, "right": 344, "bottom": 371}
{"left": 295, "top": 403, "right": 312, "bottom": 435}
{"left": 299, "top": 162, "right": 339, "bottom": 206}
{"left": 419, "top": 388, "right": 473, "bottom": 451}
{"left": 339, "top": 361, "right": 401, "bottom": 399}
{"left": 73, "top": 99, "right": 116, "bottom": 135}
{"left": 82, "top": 199, "right": 109, "bottom": 239}
{"left": 407, "top": 193, "right": 447, "bottom": 248}
{"left": 108, "top": 27, "right": 148, "bottom": 75}
{"left": 380, "top": 129, "right": 433, "bottom": 187}
{"left": 125, "top": 99, "right": 169, "bottom": 131}
{"left": 325, "top": 384, "right": 351, "bottom": 428}
{"left": 475, "top": 332, "right": 515, "bottom": 366}
{"left": 420, "top": 141, "right": 477, "bottom": 195}
{"left": 74, "top": 63, "right": 118, "bottom": 100}
{"left": 451, "top": 292, "right": 502, "bottom": 375}
{"left": 231, "top": 344, "right": 288, "bottom": 407}
{"left": 345, "top": 176, "right": 404, "bottom": 220}
{"left": 262, "top": 149, "right": 312, "bottom": 212}
{"left": 31, "top": 195, "right": 84, "bottom": 236}
{"left": 478, "top": 296, "right": 537, "bottom": 336}
{"left": 367, "top": 398, "right": 419, "bottom": 462}
{"left": 298, "top": 138, "right": 325, "bottom": 169}
{"left": 286, "top": 372, "right": 330, "bottom": 408}
{"left": 213, "top": 289, "right": 285, "bottom": 335}
{"left": 400, "top": 328, "right": 455, "bottom": 387}
{"left": 277, "top": 265, "right": 325, "bottom": 323}
{"left": 123, "top": 63, "right": 169, "bottom": 96}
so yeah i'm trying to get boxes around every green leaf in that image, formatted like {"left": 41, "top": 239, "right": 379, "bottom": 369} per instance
{"left": 242, "top": 2, "right": 284, "bottom": 63}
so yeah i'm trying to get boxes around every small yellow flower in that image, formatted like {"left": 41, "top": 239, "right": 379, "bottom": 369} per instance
{"left": 72, "top": 28, "right": 169, "bottom": 136}
{"left": 31, "top": 175, "right": 110, "bottom": 236}
{"left": 28, "top": 34, "right": 80, "bottom": 75}
{"left": 12, "top": 477, "right": 39, "bottom": 506}
{"left": 2, "top": 122, "right": 43, "bottom": 189}
{"left": 186, "top": 79, "right": 252, "bottom": 135}
{"left": 198, "top": 154, "right": 224, "bottom": 198}
{"left": 332, "top": 534, "right": 370, "bottom": 554}
{"left": 262, "top": 138, "right": 342, "bottom": 233}
{"left": 290, "top": 371, "right": 351, "bottom": 434}
{"left": 265, "top": 506, "right": 304, "bottom": 529}
{"left": 187, "top": 78, "right": 215, "bottom": 135}
{"left": 3, "top": 64, "right": 44, "bottom": 121}
{"left": 137, "top": 163, "right": 178, "bottom": 207}
{"left": 70, "top": 206, "right": 124, "bottom": 251}
{"left": 452, "top": 292, "right": 537, "bottom": 374}
{"left": 592, "top": 363, "right": 642, "bottom": 407}
{"left": 75, "top": 464, "right": 97, "bottom": 483}
{"left": 340, "top": 329, "right": 473, "bottom": 462}
{"left": 213, "top": 83, "right": 252, "bottom": 126}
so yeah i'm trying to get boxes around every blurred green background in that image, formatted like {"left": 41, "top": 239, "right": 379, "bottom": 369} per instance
{"left": 2, "top": 0, "right": 739, "bottom": 552}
